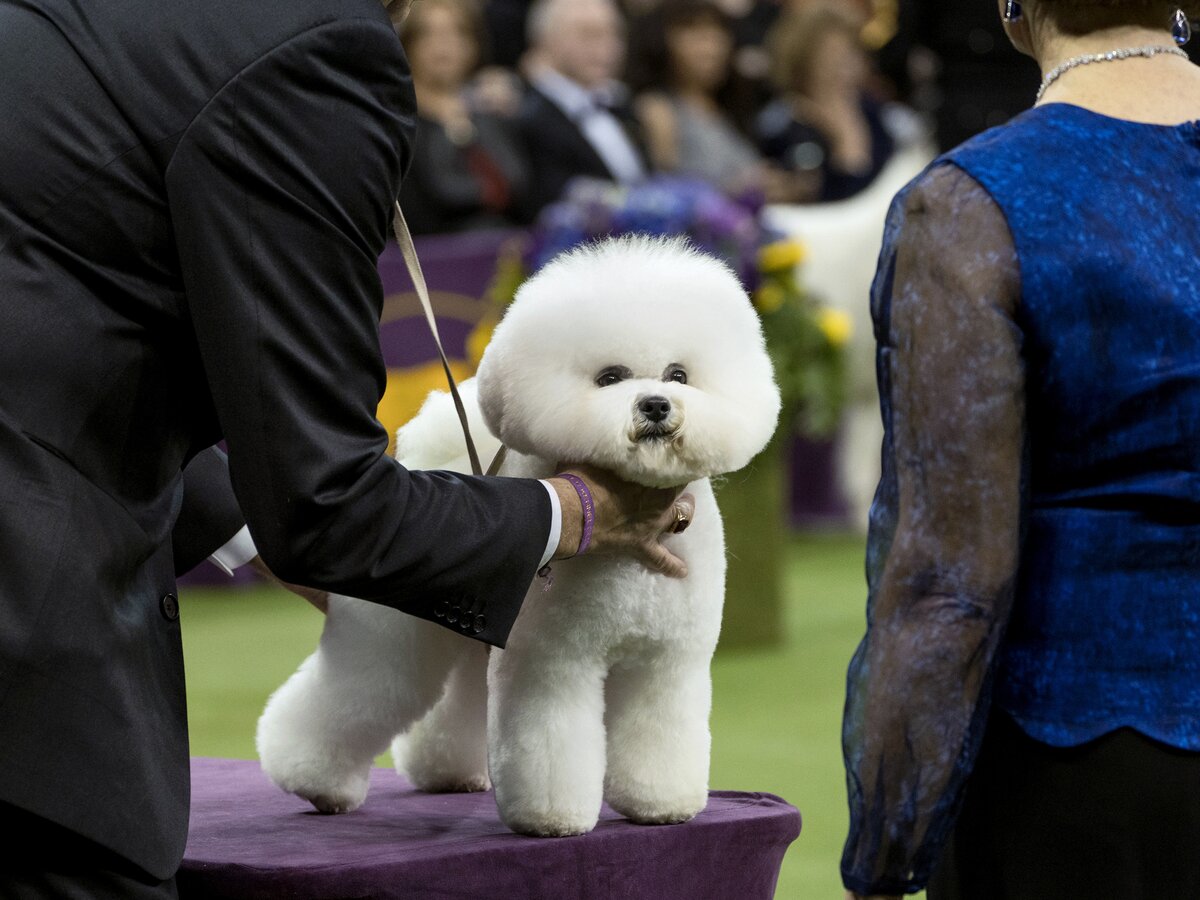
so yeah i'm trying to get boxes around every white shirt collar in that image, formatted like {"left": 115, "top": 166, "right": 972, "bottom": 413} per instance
{"left": 533, "top": 68, "right": 623, "bottom": 121}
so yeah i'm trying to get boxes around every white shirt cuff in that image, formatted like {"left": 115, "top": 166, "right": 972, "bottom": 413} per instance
{"left": 537, "top": 480, "right": 562, "bottom": 569}
{"left": 208, "top": 524, "right": 258, "bottom": 576}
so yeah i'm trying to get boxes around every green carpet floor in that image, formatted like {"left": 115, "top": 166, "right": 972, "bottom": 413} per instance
{"left": 181, "top": 531, "right": 875, "bottom": 899}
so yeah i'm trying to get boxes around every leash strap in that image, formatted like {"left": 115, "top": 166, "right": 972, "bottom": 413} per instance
{"left": 392, "top": 201, "right": 493, "bottom": 476}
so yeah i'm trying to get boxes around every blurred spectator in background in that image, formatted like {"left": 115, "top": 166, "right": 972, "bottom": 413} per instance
{"left": 516, "top": 0, "right": 649, "bottom": 217}
{"left": 399, "top": 0, "right": 530, "bottom": 234}
{"left": 757, "top": 4, "right": 898, "bottom": 202}
{"left": 628, "top": 0, "right": 795, "bottom": 199}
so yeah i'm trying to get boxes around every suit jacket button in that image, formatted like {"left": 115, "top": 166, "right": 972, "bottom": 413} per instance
{"left": 160, "top": 593, "right": 180, "bottom": 621}
{"left": 472, "top": 614, "right": 486, "bottom": 634}
{"left": 433, "top": 600, "right": 448, "bottom": 619}
{"left": 446, "top": 605, "right": 460, "bottom": 623}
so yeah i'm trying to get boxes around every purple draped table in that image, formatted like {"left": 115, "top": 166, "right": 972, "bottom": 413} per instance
{"left": 179, "top": 757, "right": 801, "bottom": 899}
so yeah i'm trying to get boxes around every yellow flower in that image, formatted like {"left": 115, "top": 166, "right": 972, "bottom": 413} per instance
{"left": 466, "top": 316, "right": 497, "bottom": 369}
{"left": 378, "top": 360, "right": 474, "bottom": 456}
{"left": 486, "top": 251, "right": 526, "bottom": 306}
{"left": 757, "top": 239, "right": 807, "bottom": 274}
{"left": 816, "top": 307, "right": 854, "bottom": 346}
{"left": 753, "top": 283, "right": 786, "bottom": 315}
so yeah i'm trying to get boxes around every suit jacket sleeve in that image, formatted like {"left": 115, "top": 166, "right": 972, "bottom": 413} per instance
{"left": 173, "top": 445, "right": 246, "bottom": 576}
{"left": 163, "top": 15, "right": 550, "bottom": 646}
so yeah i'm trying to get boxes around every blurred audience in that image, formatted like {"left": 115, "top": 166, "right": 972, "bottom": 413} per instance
{"left": 628, "top": 0, "right": 795, "bottom": 200}
{"left": 399, "top": 0, "right": 531, "bottom": 234}
{"left": 757, "top": 4, "right": 897, "bottom": 202}
{"left": 516, "top": 0, "right": 650, "bottom": 217}
{"left": 398, "top": 0, "right": 938, "bottom": 233}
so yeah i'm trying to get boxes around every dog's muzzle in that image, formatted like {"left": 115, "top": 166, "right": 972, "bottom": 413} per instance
{"left": 631, "top": 395, "right": 681, "bottom": 443}
{"left": 638, "top": 396, "right": 671, "bottom": 423}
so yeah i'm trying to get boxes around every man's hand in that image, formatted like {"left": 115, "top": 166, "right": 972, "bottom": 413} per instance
{"left": 249, "top": 555, "right": 329, "bottom": 614}
{"left": 549, "top": 464, "right": 695, "bottom": 578}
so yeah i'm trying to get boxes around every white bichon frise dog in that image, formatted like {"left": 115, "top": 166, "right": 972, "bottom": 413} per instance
{"left": 256, "top": 235, "right": 780, "bottom": 837}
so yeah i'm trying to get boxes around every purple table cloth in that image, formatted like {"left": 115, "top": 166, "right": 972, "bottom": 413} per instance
{"left": 180, "top": 757, "right": 800, "bottom": 899}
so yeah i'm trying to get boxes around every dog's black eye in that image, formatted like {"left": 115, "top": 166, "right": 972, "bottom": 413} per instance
{"left": 665, "top": 366, "right": 688, "bottom": 385}
{"left": 595, "top": 366, "right": 631, "bottom": 387}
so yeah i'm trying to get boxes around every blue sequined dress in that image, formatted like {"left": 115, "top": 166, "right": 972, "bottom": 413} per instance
{"left": 841, "top": 104, "right": 1200, "bottom": 896}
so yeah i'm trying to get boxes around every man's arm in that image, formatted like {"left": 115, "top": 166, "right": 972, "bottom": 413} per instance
{"left": 173, "top": 446, "right": 247, "bottom": 576}
{"left": 164, "top": 14, "right": 551, "bottom": 646}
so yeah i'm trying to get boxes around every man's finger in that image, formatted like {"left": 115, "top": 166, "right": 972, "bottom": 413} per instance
{"left": 670, "top": 498, "right": 694, "bottom": 534}
{"left": 660, "top": 492, "right": 696, "bottom": 533}
{"left": 641, "top": 540, "right": 688, "bottom": 579}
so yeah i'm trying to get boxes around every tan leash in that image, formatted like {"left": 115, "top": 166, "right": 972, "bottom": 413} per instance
{"left": 391, "top": 201, "right": 507, "bottom": 477}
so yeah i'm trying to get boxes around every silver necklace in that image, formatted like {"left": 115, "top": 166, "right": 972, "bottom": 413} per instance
{"left": 1037, "top": 45, "right": 1190, "bottom": 102}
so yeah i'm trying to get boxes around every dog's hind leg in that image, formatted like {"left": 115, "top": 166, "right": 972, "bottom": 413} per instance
{"left": 393, "top": 639, "right": 490, "bottom": 792}
{"left": 256, "top": 597, "right": 461, "bottom": 814}
{"left": 602, "top": 650, "right": 712, "bottom": 825}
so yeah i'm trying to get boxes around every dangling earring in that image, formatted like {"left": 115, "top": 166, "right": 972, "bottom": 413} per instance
{"left": 1003, "top": 0, "right": 1023, "bottom": 23}
{"left": 1172, "top": 8, "right": 1192, "bottom": 45}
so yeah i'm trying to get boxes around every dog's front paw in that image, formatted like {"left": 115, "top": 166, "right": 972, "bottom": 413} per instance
{"left": 501, "top": 809, "right": 597, "bottom": 838}
{"left": 605, "top": 788, "right": 708, "bottom": 826}
{"left": 620, "top": 804, "right": 703, "bottom": 826}
{"left": 494, "top": 772, "right": 601, "bottom": 836}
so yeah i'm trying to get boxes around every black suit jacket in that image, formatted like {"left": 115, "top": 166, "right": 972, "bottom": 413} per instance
{"left": 516, "top": 83, "right": 650, "bottom": 218}
{"left": 172, "top": 447, "right": 246, "bottom": 576}
{"left": 0, "top": 0, "right": 550, "bottom": 879}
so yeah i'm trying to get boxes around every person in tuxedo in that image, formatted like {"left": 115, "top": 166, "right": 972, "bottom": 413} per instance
{"left": 0, "top": 0, "right": 693, "bottom": 895}
{"left": 517, "top": 0, "right": 651, "bottom": 217}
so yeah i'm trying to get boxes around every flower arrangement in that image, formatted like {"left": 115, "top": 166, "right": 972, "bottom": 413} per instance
{"left": 469, "top": 176, "right": 849, "bottom": 437}
{"left": 753, "top": 237, "right": 852, "bottom": 436}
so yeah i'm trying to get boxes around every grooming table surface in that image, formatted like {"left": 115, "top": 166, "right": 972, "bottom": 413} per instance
{"left": 180, "top": 757, "right": 801, "bottom": 899}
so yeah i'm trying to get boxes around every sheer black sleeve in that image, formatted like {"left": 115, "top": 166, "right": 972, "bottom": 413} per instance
{"left": 841, "top": 163, "right": 1027, "bottom": 895}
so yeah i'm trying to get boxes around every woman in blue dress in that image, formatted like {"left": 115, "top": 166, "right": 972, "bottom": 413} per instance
{"left": 841, "top": 1, "right": 1200, "bottom": 897}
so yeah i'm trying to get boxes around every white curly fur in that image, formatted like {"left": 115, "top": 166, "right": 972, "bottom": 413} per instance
{"left": 256, "top": 235, "right": 780, "bottom": 835}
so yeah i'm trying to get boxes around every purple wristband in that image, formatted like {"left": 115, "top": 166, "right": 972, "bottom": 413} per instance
{"left": 555, "top": 473, "right": 595, "bottom": 556}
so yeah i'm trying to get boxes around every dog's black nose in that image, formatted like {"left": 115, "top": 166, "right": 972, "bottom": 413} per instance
{"left": 638, "top": 396, "right": 671, "bottom": 423}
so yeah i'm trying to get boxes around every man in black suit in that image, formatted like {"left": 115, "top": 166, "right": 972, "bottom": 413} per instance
{"left": 0, "top": 0, "right": 689, "bottom": 894}
{"left": 518, "top": 0, "right": 651, "bottom": 217}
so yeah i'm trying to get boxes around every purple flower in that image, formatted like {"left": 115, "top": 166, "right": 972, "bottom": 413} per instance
{"left": 530, "top": 176, "right": 774, "bottom": 291}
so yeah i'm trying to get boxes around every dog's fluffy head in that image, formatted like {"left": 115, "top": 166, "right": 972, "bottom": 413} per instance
{"left": 476, "top": 235, "right": 780, "bottom": 487}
